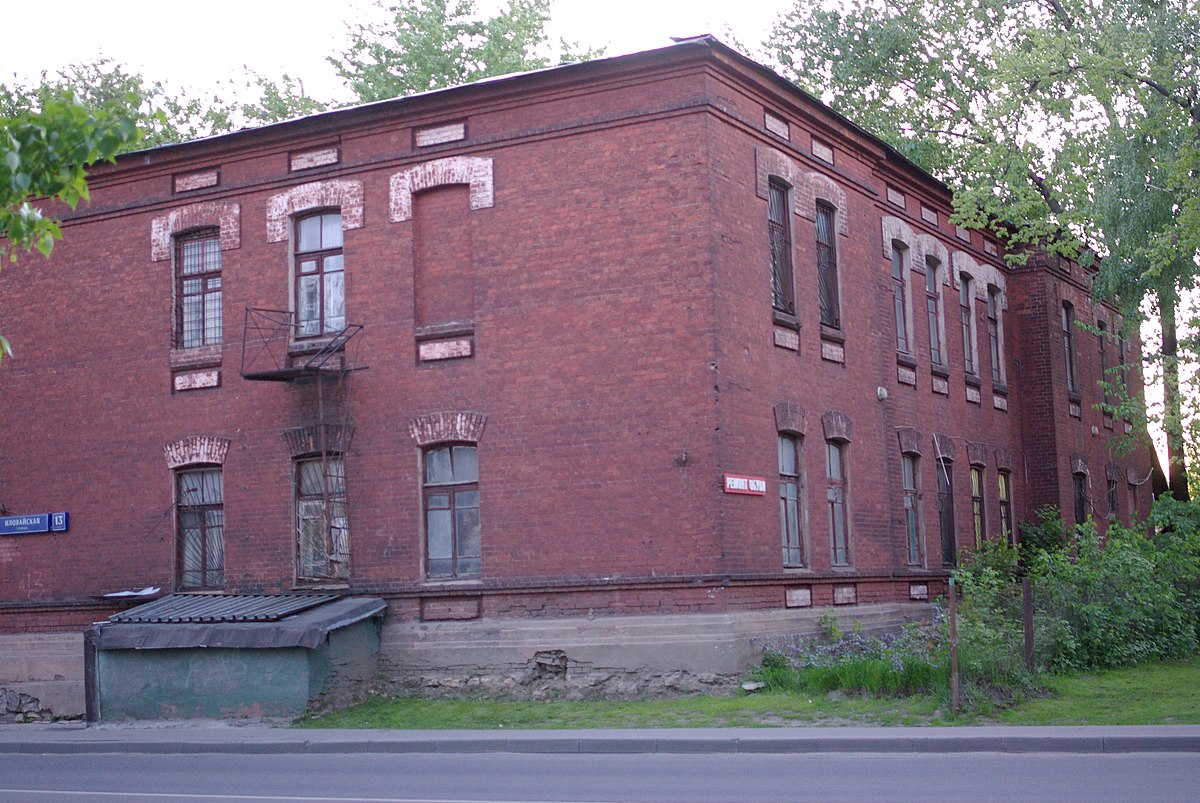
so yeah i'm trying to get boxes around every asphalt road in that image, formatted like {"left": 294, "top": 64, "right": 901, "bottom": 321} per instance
{"left": 2, "top": 751, "right": 1198, "bottom": 802}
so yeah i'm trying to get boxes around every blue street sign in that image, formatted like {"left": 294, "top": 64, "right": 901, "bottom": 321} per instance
{"left": 0, "top": 512, "right": 69, "bottom": 536}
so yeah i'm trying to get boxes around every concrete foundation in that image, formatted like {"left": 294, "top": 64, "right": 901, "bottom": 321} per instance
{"left": 0, "top": 633, "right": 84, "bottom": 721}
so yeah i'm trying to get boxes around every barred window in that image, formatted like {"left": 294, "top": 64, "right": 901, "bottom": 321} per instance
{"left": 176, "top": 230, "right": 222, "bottom": 348}
{"left": 768, "top": 179, "right": 795, "bottom": 316}
{"left": 177, "top": 467, "right": 224, "bottom": 589}
{"left": 296, "top": 455, "right": 350, "bottom": 581}
{"left": 816, "top": 203, "right": 840, "bottom": 329}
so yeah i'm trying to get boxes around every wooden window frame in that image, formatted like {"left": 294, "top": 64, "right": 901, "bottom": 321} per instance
{"left": 926, "top": 257, "right": 944, "bottom": 367}
{"left": 987, "top": 286, "right": 1003, "bottom": 384}
{"left": 294, "top": 211, "right": 345, "bottom": 339}
{"left": 295, "top": 454, "right": 350, "bottom": 582}
{"left": 826, "top": 440, "right": 850, "bottom": 566}
{"left": 970, "top": 465, "right": 986, "bottom": 547}
{"left": 892, "top": 243, "right": 910, "bottom": 354}
{"left": 175, "top": 229, "right": 223, "bottom": 349}
{"left": 902, "top": 453, "right": 922, "bottom": 565}
{"left": 960, "top": 274, "right": 976, "bottom": 376}
{"left": 779, "top": 434, "right": 805, "bottom": 567}
{"left": 937, "top": 458, "right": 956, "bottom": 566}
{"left": 424, "top": 444, "right": 481, "bottom": 580}
{"left": 1063, "top": 302, "right": 1078, "bottom": 396}
{"left": 998, "top": 470, "right": 1014, "bottom": 545}
{"left": 176, "top": 466, "right": 224, "bottom": 589}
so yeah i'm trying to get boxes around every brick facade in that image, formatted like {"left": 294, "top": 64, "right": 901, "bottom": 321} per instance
{"left": 0, "top": 38, "right": 1154, "bottom": 637}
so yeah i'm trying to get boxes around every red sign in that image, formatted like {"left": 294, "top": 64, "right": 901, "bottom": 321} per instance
{"left": 723, "top": 474, "right": 767, "bottom": 495}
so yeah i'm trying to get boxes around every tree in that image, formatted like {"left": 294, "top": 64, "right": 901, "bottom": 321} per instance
{"left": 0, "top": 97, "right": 136, "bottom": 357}
{"left": 768, "top": 0, "right": 1200, "bottom": 498}
{"left": 333, "top": 0, "right": 603, "bottom": 102}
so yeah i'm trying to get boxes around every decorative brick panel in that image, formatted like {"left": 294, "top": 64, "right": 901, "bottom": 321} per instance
{"left": 173, "top": 170, "right": 219, "bottom": 193}
{"left": 833, "top": 585, "right": 857, "bottom": 605}
{"left": 266, "top": 180, "right": 364, "bottom": 242}
{"left": 763, "top": 111, "right": 789, "bottom": 139}
{"left": 163, "top": 435, "right": 230, "bottom": 468}
{"left": 811, "top": 139, "right": 834, "bottom": 164}
{"left": 284, "top": 424, "right": 354, "bottom": 457}
{"left": 909, "top": 583, "right": 929, "bottom": 601}
{"left": 896, "top": 426, "right": 921, "bottom": 455}
{"left": 993, "top": 394, "right": 1008, "bottom": 411}
{"left": 953, "top": 251, "right": 1006, "bottom": 307}
{"left": 773, "top": 327, "right": 799, "bottom": 350}
{"left": 921, "top": 205, "right": 938, "bottom": 225}
{"left": 173, "top": 370, "right": 220, "bottom": 392}
{"left": 898, "top": 366, "right": 917, "bottom": 385}
{"left": 785, "top": 587, "right": 811, "bottom": 608}
{"left": 820, "top": 341, "right": 845, "bottom": 363}
{"left": 390, "top": 156, "right": 494, "bottom": 222}
{"left": 418, "top": 338, "right": 473, "bottom": 361}
{"left": 290, "top": 147, "right": 339, "bottom": 171}
{"left": 408, "top": 411, "right": 487, "bottom": 446}
{"left": 821, "top": 411, "right": 852, "bottom": 442}
{"left": 886, "top": 187, "right": 906, "bottom": 207}
{"left": 966, "top": 386, "right": 981, "bottom": 404}
{"left": 150, "top": 202, "right": 240, "bottom": 261}
{"left": 955, "top": 225, "right": 971, "bottom": 242}
{"left": 773, "top": 401, "right": 807, "bottom": 436}
{"left": 932, "top": 376, "right": 949, "bottom": 395}
{"left": 415, "top": 122, "right": 467, "bottom": 147}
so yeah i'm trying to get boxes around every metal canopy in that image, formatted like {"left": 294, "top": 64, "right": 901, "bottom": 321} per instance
{"left": 110, "top": 593, "right": 339, "bottom": 624}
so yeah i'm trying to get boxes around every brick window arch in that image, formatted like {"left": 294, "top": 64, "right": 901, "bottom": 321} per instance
{"left": 390, "top": 156, "right": 494, "bottom": 222}
{"left": 266, "top": 180, "right": 364, "bottom": 243}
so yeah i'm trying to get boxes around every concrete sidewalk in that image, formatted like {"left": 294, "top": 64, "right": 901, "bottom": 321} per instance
{"left": 1, "top": 722, "right": 1198, "bottom": 755}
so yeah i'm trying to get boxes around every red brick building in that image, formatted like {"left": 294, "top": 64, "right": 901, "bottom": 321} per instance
{"left": 0, "top": 38, "right": 1154, "bottom": 698}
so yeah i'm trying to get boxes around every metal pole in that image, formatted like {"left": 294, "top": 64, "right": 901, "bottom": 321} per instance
{"left": 1023, "top": 576, "right": 1035, "bottom": 674}
{"left": 949, "top": 576, "right": 959, "bottom": 715}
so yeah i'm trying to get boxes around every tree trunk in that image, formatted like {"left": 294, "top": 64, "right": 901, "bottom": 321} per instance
{"left": 1158, "top": 287, "right": 1190, "bottom": 501}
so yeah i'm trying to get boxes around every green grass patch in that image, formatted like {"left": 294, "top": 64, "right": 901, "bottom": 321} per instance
{"left": 995, "top": 657, "right": 1200, "bottom": 725}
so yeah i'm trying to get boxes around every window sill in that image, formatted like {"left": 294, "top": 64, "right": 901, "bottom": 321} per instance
{"left": 819, "top": 325, "right": 845, "bottom": 344}
{"left": 993, "top": 381, "right": 1009, "bottom": 396}
{"left": 964, "top": 373, "right": 982, "bottom": 388}
{"left": 169, "top": 345, "right": 222, "bottom": 370}
{"left": 772, "top": 310, "right": 800, "bottom": 331}
{"left": 421, "top": 577, "right": 483, "bottom": 588}
{"left": 1068, "top": 391, "right": 1082, "bottom": 404}
{"left": 293, "top": 581, "right": 350, "bottom": 590}
{"left": 289, "top": 337, "right": 345, "bottom": 357}
{"left": 896, "top": 352, "right": 917, "bottom": 368}
{"left": 415, "top": 321, "right": 476, "bottom": 341}
{"left": 930, "top": 364, "right": 950, "bottom": 379}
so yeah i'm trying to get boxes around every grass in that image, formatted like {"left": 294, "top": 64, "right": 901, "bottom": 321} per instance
{"left": 296, "top": 656, "right": 1200, "bottom": 730}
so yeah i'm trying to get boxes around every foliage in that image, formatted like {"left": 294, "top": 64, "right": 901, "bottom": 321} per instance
{"left": 333, "top": 0, "right": 603, "bottom": 102}
{"left": 1018, "top": 506, "right": 1070, "bottom": 564}
{"left": 767, "top": 0, "right": 1200, "bottom": 493}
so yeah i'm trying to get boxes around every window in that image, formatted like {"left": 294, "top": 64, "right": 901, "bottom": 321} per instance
{"left": 295, "top": 211, "right": 345, "bottom": 338}
{"left": 1073, "top": 472, "right": 1088, "bottom": 527}
{"left": 970, "top": 466, "right": 986, "bottom": 547}
{"left": 296, "top": 455, "right": 350, "bottom": 581}
{"left": 998, "top": 471, "right": 1014, "bottom": 545}
{"left": 424, "top": 444, "right": 481, "bottom": 579}
{"left": 1098, "top": 321, "right": 1110, "bottom": 405}
{"left": 826, "top": 440, "right": 849, "bottom": 565}
{"left": 987, "top": 286, "right": 1003, "bottom": 383}
{"left": 960, "top": 274, "right": 976, "bottom": 376}
{"left": 176, "top": 467, "right": 224, "bottom": 589}
{"left": 1063, "top": 302, "right": 1077, "bottom": 394}
{"left": 891, "top": 243, "right": 910, "bottom": 353}
{"left": 816, "top": 203, "right": 840, "bottom": 328}
{"left": 1117, "top": 335, "right": 1130, "bottom": 394}
{"left": 768, "top": 179, "right": 795, "bottom": 316}
{"left": 937, "top": 458, "right": 955, "bottom": 566}
{"left": 779, "top": 434, "right": 804, "bottom": 567}
{"left": 926, "top": 257, "right": 943, "bottom": 366}
{"left": 1107, "top": 469, "right": 1119, "bottom": 520}
{"left": 902, "top": 454, "right": 922, "bottom": 565}
{"left": 176, "top": 230, "right": 222, "bottom": 348}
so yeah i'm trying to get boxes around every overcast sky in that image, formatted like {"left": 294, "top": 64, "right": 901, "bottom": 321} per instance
{"left": 2, "top": 0, "right": 792, "bottom": 102}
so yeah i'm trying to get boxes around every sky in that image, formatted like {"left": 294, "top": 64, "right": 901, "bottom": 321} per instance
{"left": 1, "top": 0, "right": 793, "bottom": 102}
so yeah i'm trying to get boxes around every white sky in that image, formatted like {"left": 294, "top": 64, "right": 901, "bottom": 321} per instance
{"left": 1, "top": 0, "right": 792, "bottom": 102}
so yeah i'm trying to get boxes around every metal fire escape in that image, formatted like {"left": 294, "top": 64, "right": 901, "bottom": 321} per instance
{"left": 240, "top": 308, "right": 366, "bottom": 582}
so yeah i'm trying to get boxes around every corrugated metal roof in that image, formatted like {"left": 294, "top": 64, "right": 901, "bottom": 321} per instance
{"left": 110, "top": 593, "right": 340, "bottom": 624}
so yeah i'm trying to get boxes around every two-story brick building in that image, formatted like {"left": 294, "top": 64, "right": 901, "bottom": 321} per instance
{"left": 0, "top": 37, "right": 1154, "bottom": 705}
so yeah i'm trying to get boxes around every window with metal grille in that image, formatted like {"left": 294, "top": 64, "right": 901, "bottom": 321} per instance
{"left": 826, "top": 440, "right": 849, "bottom": 565}
{"left": 902, "top": 453, "right": 922, "bottom": 565}
{"left": 937, "top": 458, "right": 955, "bottom": 566}
{"left": 424, "top": 444, "right": 481, "bottom": 579}
{"left": 767, "top": 179, "right": 795, "bottom": 316}
{"left": 1063, "top": 302, "right": 1077, "bottom": 394}
{"left": 295, "top": 455, "right": 350, "bottom": 581}
{"left": 1073, "top": 472, "right": 1088, "bottom": 526}
{"left": 998, "top": 471, "right": 1014, "bottom": 545}
{"left": 987, "top": 286, "right": 1003, "bottom": 383}
{"left": 779, "top": 434, "right": 804, "bottom": 567}
{"left": 970, "top": 466, "right": 986, "bottom": 547}
{"left": 960, "top": 274, "right": 976, "bottom": 376}
{"left": 892, "top": 242, "right": 910, "bottom": 353}
{"left": 176, "top": 230, "right": 222, "bottom": 349}
{"left": 926, "top": 257, "right": 943, "bottom": 366}
{"left": 295, "top": 211, "right": 345, "bottom": 338}
{"left": 816, "top": 203, "right": 840, "bottom": 328}
{"left": 176, "top": 467, "right": 224, "bottom": 589}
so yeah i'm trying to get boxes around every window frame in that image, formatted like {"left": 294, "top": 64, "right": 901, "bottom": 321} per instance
{"left": 826, "top": 439, "right": 850, "bottom": 566}
{"left": 1063, "top": 302, "right": 1077, "bottom": 395}
{"left": 970, "top": 465, "right": 986, "bottom": 548}
{"left": 960, "top": 273, "right": 977, "bottom": 376}
{"left": 937, "top": 458, "right": 956, "bottom": 566}
{"left": 779, "top": 434, "right": 805, "bottom": 568}
{"left": 901, "top": 453, "right": 923, "bottom": 565}
{"left": 891, "top": 242, "right": 911, "bottom": 354}
{"left": 1073, "top": 471, "right": 1089, "bottom": 527}
{"left": 176, "top": 465, "right": 225, "bottom": 590}
{"left": 816, "top": 202, "right": 841, "bottom": 329}
{"left": 987, "top": 285, "right": 1003, "bottom": 384}
{"left": 294, "top": 453, "right": 351, "bottom": 582}
{"left": 767, "top": 178, "right": 796, "bottom": 318}
{"left": 423, "top": 443, "right": 482, "bottom": 580}
{"left": 175, "top": 228, "right": 223, "bottom": 349}
{"left": 998, "top": 470, "right": 1014, "bottom": 546}
{"left": 1098, "top": 320, "right": 1111, "bottom": 406}
{"left": 925, "top": 257, "right": 944, "bottom": 367}
{"left": 294, "top": 210, "right": 346, "bottom": 340}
